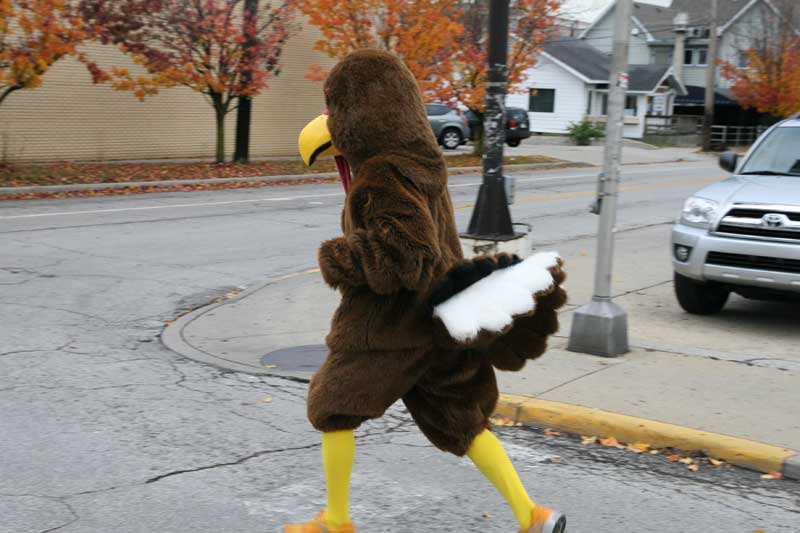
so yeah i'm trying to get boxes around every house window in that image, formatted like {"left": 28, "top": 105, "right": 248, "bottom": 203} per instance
{"left": 738, "top": 51, "right": 750, "bottom": 68}
{"left": 684, "top": 48, "right": 709, "bottom": 66}
{"left": 587, "top": 92, "right": 593, "bottom": 115}
{"left": 601, "top": 93, "right": 608, "bottom": 115}
{"left": 529, "top": 88, "right": 555, "bottom": 113}
{"left": 625, "top": 95, "right": 638, "bottom": 117}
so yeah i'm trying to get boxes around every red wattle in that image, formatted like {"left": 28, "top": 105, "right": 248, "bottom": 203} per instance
{"left": 334, "top": 155, "right": 352, "bottom": 192}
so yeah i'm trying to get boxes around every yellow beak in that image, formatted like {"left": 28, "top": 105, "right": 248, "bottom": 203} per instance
{"left": 298, "top": 114, "right": 340, "bottom": 166}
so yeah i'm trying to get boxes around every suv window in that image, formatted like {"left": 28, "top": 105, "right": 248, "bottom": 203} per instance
{"left": 740, "top": 126, "right": 800, "bottom": 176}
{"left": 426, "top": 104, "right": 451, "bottom": 116}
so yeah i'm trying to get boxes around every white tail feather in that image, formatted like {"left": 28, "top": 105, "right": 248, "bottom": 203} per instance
{"left": 433, "top": 251, "right": 561, "bottom": 342}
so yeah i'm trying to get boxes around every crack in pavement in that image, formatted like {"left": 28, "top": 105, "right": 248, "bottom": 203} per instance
{"left": 144, "top": 442, "right": 322, "bottom": 485}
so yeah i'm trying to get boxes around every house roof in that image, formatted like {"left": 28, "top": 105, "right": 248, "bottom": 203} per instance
{"left": 584, "top": 0, "right": 783, "bottom": 42}
{"left": 543, "top": 40, "right": 683, "bottom": 93}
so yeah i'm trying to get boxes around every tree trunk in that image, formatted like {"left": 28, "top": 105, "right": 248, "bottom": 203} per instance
{"left": 0, "top": 86, "right": 21, "bottom": 107}
{"left": 234, "top": 0, "right": 259, "bottom": 163}
{"left": 234, "top": 96, "right": 252, "bottom": 163}
{"left": 212, "top": 94, "right": 226, "bottom": 163}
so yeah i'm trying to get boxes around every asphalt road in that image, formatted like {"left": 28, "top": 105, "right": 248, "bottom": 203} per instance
{"left": 2, "top": 161, "right": 799, "bottom": 532}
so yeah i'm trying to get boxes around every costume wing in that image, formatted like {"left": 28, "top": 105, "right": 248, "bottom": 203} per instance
{"left": 431, "top": 252, "right": 566, "bottom": 370}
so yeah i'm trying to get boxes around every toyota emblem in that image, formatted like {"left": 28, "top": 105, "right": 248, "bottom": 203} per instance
{"left": 762, "top": 213, "right": 787, "bottom": 228}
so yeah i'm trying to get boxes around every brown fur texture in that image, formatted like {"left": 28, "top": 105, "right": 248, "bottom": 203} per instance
{"left": 307, "top": 49, "right": 566, "bottom": 456}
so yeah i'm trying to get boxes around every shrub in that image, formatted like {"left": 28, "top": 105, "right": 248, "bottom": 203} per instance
{"left": 568, "top": 120, "right": 605, "bottom": 146}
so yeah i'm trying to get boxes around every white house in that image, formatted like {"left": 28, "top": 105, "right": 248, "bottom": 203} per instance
{"left": 508, "top": 39, "right": 686, "bottom": 138}
{"left": 579, "top": 0, "right": 797, "bottom": 121}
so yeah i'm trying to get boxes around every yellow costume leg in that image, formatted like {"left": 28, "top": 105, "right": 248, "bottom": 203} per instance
{"left": 467, "top": 429, "right": 536, "bottom": 529}
{"left": 321, "top": 430, "right": 355, "bottom": 528}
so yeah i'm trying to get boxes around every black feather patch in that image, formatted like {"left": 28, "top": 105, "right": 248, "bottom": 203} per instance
{"left": 430, "top": 253, "right": 523, "bottom": 308}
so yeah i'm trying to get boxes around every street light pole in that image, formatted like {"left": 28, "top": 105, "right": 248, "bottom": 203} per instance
{"left": 463, "top": 0, "right": 516, "bottom": 242}
{"left": 567, "top": 0, "right": 632, "bottom": 357}
{"left": 702, "top": 0, "right": 719, "bottom": 152}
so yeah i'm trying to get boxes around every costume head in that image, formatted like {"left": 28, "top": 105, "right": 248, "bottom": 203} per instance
{"left": 298, "top": 49, "right": 441, "bottom": 191}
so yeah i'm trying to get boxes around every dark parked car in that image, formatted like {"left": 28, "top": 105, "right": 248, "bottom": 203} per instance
{"left": 426, "top": 104, "right": 470, "bottom": 150}
{"left": 464, "top": 107, "right": 531, "bottom": 147}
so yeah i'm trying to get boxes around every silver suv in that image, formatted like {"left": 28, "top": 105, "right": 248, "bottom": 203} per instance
{"left": 426, "top": 104, "right": 470, "bottom": 150}
{"left": 672, "top": 115, "right": 800, "bottom": 314}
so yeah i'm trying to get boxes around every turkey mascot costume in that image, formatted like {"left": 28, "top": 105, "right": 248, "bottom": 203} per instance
{"left": 289, "top": 49, "right": 568, "bottom": 533}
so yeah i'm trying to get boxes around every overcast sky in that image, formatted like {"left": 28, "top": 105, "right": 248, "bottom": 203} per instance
{"left": 561, "top": 0, "right": 672, "bottom": 22}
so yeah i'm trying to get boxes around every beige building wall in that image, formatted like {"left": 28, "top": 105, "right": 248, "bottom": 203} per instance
{"left": 0, "top": 23, "right": 336, "bottom": 163}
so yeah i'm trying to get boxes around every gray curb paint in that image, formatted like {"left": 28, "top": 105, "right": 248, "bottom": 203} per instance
{"left": 1, "top": 162, "right": 585, "bottom": 195}
{"left": 160, "top": 280, "right": 314, "bottom": 382}
{"left": 783, "top": 454, "right": 800, "bottom": 480}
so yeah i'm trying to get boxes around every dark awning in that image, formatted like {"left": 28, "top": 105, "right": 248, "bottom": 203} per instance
{"left": 675, "top": 85, "right": 738, "bottom": 106}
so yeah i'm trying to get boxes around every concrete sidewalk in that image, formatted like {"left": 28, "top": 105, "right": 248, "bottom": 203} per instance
{"left": 162, "top": 224, "right": 799, "bottom": 478}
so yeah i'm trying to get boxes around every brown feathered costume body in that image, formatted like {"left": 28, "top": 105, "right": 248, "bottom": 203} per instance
{"left": 307, "top": 49, "right": 566, "bottom": 457}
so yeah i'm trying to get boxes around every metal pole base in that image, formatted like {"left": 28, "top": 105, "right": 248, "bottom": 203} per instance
{"left": 567, "top": 299, "right": 629, "bottom": 357}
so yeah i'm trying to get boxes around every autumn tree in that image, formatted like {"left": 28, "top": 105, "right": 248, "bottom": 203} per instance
{"left": 721, "top": 0, "right": 800, "bottom": 117}
{"left": 299, "top": 0, "right": 558, "bottom": 155}
{"left": 451, "top": 0, "right": 558, "bottom": 153}
{"left": 80, "top": 0, "right": 295, "bottom": 163}
{"left": 297, "top": 0, "right": 462, "bottom": 102}
{"left": 0, "top": 0, "right": 101, "bottom": 106}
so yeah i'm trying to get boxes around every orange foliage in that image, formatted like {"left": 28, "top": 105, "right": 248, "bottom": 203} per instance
{"left": 721, "top": 37, "right": 800, "bottom": 118}
{"left": 0, "top": 0, "right": 94, "bottom": 105}
{"left": 297, "top": 0, "right": 462, "bottom": 101}
{"left": 298, "top": 0, "right": 559, "bottom": 111}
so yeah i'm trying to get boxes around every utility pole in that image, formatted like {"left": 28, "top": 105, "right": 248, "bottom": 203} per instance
{"left": 702, "top": 0, "right": 719, "bottom": 152}
{"left": 567, "top": 0, "right": 632, "bottom": 357}
{"left": 462, "top": 0, "right": 521, "bottom": 252}
{"left": 234, "top": 0, "right": 258, "bottom": 163}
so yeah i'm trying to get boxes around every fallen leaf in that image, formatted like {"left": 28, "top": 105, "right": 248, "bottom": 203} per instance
{"left": 261, "top": 396, "right": 272, "bottom": 403}
{"left": 708, "top": 458, "right": 725, "bottom": 467}
{"left": 666, "top": 454, "right": 681, "bottom": 462}
{"left": 649, "top": 449, "right": 661, "bottom": 455}
{"left": 543, "top": 429, "right": 562, "bottom": 436}
{"left": 482, "top": 513, "right": 494, "bottom": 519}
{"left": 599, "top": 436, "right": 619, "bottom": 447}
{"left": 627, "top": 442, "right": 650, "bottom": 453}
{"left": 263, "top": 364, "right": 277, "bottom": 369}
{"left": 679, "top": 457, "right": 694, "bottom": 465}
{"left": 761, "top": 472, "right": 782, "bottom": 480}
{"left": 687, "top": 464, "right": 700, "bottom": 472}
{"left": 581, "top": 436, "right": 597, "bottom": 445}
{"left": 547, "top": 456, "right": 562, "bottom": 463}
{"left": 755, "top": 529, "right": 765, "bottom": 532}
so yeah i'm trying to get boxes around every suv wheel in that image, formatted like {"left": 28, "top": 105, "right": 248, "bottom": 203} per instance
{"left": 440, "top": 128, "right": 462, "bottom": 150}
{"left": 674, "top": 272, "right": 730, "bottom": 315}
{"left": 507, "top": 139, "right": 521, "bottom": 147}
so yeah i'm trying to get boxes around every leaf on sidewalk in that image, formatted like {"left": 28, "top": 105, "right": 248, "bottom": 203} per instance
{"left": 760, "top": 472, "right": 782, "bottom": 480}
{"left": 261, "top": 396, "right": 272, "bottom": 403}
{"left": 666, "top": 454, "right": 681, "bottom": 462}
{"left": 482, "top": 513, "right": 494, "bottom": 519}
{"left": 581, "top": 436, "right": 597, "bottom": 445}
{"left": 491, "top": 417, "right": 517, "bottom": 427}
{"left": 687, "top": 464, "right": 700, "bottom": 472}
{"left": 679, "top": 457, "right": 694, "bottom": 465}
{"left": 543, "top": 429, "right": 562, "bottom": 436}
{"left": 708, "top": 458, "right": 725, "bottom": 467}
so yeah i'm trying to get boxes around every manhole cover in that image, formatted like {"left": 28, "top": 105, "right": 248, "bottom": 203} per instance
{"left": 261, "top": 344, "right": 327, "bottom": 372}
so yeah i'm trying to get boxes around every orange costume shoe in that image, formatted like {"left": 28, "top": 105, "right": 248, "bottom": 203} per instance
{"left": 283, "top": 511, "right": 356, "bottom": 533}
{"left": 520, "top": 506, "right": 567, "bottom": 533}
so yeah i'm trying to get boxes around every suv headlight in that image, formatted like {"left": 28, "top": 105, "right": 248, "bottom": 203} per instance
{"left": 680, "top": 197, "right": 718, "bottom": 228}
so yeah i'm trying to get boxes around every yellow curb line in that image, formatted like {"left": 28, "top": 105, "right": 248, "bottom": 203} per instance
{"left": 495, "top": 394, "right": 798, "bottom": 475}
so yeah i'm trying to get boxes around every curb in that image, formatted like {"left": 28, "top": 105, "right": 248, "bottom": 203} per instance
{"left": 0, "top": 161, "right": 582, "bottom": 195}
{"left": 160, "top": 272, "right": 320, "bottom": 381}
{"left": 494, "top": 394, "right": 800, "bottom": 479}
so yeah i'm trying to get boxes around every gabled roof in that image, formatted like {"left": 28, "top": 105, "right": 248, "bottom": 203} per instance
{"left": 542, "top": 40, "right": 685, "bottom": 94}
{"left": 581, "top": 0, "right": 784, "bottom": 42}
